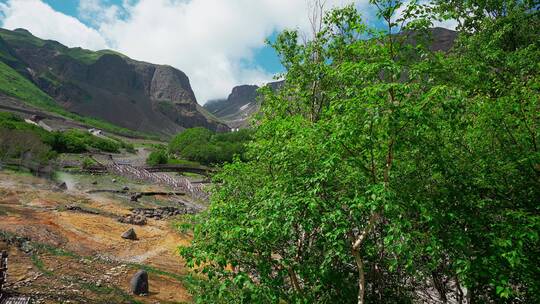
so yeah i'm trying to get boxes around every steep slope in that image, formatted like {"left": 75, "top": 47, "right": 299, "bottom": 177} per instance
{"left": 204, "top": 81, "right": 284, "bottom": 129}
{"left": 0, "top": 28, "right": 228, "bottom": 136}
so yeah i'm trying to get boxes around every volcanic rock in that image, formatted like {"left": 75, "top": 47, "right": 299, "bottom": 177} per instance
{"left": 121, "top": 228, "right": 137, "bottom": 240}
{"left": 130, "top": 270, "right": 149, "bottom": 295}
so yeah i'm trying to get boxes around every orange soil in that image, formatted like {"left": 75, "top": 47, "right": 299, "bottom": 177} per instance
{"left": 0, "top": 171, "right": 193, "bottom": 303}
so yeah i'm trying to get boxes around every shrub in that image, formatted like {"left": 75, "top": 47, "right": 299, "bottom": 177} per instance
{"left": 169, "top": 127, "right": 213, "bottom": 155}
{"left": 146, "top": 150, "right": 168, "bottom": 165}
{"left": 81, "top": 157, "right": 96, "bottom": 169}
{"left": 168, "top": 127, "right": 252, "bottom": 166}
{"left": 0, "top": 128, "right": 53, "bottom": 165}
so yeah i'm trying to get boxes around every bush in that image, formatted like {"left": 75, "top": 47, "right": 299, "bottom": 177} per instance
{"left": 48, "top": 131, "right": 86, "bottom": 153}
{"left": 47, "top": 130, "right": 121, "bottom": 153}
{"left": 168, "top": 127, "right": 252, "bottom": 166}
{"left": 81, "top": 157, "right": 96, "bottom": 169}
{"left": 0, "top": 128, "right": 54, "bottom": 165}
{"left": 146, "top": 150, "right": 168, "bottom": 165}
{"left": 169, "top": 127, "right": 213, "bottom": 155}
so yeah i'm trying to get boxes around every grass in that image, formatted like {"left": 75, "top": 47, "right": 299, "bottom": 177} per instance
{"left": 64, "top": 48, "right": 128, "bottom": 65}
{"left": 34, "top": 242, "right": 80, "bottom": 259}
{"left": 30, "top": 253, "right": 53, "bottom": 276}
{"left": 79, "top": 282, "right": 144, "bottom": 304}
{"left": 167, "top": 158, "right": 201, "bottom": 167}
{"left": 0, "top": 28, "right": 45, "bottom": 47}
{"left": 0, "top": 60, "right": 60, "bottom": 110}
{"left": 127, "top": 262, "right": 185, "bottom": 282}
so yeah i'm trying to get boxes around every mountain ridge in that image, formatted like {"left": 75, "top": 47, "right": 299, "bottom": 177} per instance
{"left": 0, "top": 27, "right": 228, "bottom": 136}
{"left": 204, "top": 81, "right": 284, "bottom": 129}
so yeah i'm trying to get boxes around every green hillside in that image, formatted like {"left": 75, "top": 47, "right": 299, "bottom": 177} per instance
{"left": 0, "top": 28, "right": 124, "bottom": 65}
{"left": 0, "top": 60, "right": 60, "bottom": 109}
{"left": 0, "top": 34, "right": 157, "bottom": 139}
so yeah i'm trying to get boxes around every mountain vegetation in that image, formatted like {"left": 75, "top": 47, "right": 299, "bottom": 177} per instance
{"left": 168, "top": 127, "right": 253, "bottom": 165}
{"left": 0, "top": 112, "right": 132, "bottom": 167}
{"left": 181, "top": 1, "right": 540, "bottom": 303}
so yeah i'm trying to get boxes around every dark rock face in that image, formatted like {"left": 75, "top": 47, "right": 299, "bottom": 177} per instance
{"left": 121, "top": 228, "right": 137, "bottom": 240}
{"left": 130, "top": 270, "right": 149, "bottom": 295}
{"left": 204, "top": 81, "right": 283, "bottom": 129}
{"left": 0, "top": 28, "right": 228, "bottom": 136}
{"left": 429, "top": 27, "right": 457, "bottom": 52}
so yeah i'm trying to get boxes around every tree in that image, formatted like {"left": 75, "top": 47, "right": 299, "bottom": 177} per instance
{"left": 169, "top": 127, "right": 213, "bottom": 155}
{"left": 181, "top": 1, "right": 540, "bottom": 303}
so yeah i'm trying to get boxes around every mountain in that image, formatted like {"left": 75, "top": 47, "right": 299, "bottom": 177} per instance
{"left": 204, "top": 81, "right": 284, "bottom": 129}
{"left": 0, "top": 28, "right": 228, "bottom": 136}
{"left": 206, "top": 28, "right": 457, "bottom": 129}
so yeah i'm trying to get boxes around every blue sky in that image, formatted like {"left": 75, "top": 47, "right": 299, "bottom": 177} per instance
{"left": 0, "top": 0, "right": 419, "bottom": 102}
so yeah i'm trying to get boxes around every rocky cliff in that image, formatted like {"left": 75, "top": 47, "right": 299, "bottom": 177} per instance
{"left": 0, "top": 28, "right": 228, "bottom": 136}
{"left": 204, "top": 81, "right": 283, "bottom": 129}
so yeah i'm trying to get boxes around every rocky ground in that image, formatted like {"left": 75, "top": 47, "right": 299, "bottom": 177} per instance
{"left": 0, "top": 170, "right": 196, "bottom": 303}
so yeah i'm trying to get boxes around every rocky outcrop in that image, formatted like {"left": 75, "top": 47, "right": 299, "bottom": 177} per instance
{"left": 204, "top": 81, "right": 284, "bottom": 129}
{"left": 0, "top": 28, "right": 228, "bottom": 136}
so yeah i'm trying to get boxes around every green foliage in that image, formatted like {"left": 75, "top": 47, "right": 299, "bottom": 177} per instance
{"left": 182, "top": 1, "right": 540, "bottom": 303}
{"left": 0, "top": 112, "right": 128, "bottom": 157}
{"left": 48, "top": 129, "right": 122, "bottom": 153}
{"left": 0, "top": 128, "right": 54, "bottom": 165}
{"left": 169, "top": 127, "right": 252, "bottom": 165}
{"left": 81, "top": 157, "right": 96, "bottom": 169}
{"left": 0, "top": 112, "right": 55, "bottom": 164}
{"left": 146, "top": 149, "right": 168, "bottom": 165}
{"left": 169, "top": 127, "right": 213, "bottom": 153}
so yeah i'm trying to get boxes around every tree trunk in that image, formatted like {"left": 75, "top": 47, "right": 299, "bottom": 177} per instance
{"left": 352, "top": 249, "right": 366, "bottom": 304}
{"left": 288, "top": 267, "right": 302, "bottom": 294}
{"left": 351, "top": 212, "right": 379, "bottom": 304}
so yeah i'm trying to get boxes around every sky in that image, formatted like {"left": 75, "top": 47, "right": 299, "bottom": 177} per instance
{"left": 0, "top": 0, "right": 453, "bottom": 104}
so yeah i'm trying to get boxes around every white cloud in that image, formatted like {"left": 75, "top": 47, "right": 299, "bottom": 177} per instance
{"left": 2, "top": 0, "right": 453, "bottom": 104}
{"left": 0, "top": 0, "right": 107, "bottom": 50}
{"left": 78, "top": 0, "right": 122, "bottom": 26}
{"left": 93, "top": 0, "right": 359, "bottom": 103}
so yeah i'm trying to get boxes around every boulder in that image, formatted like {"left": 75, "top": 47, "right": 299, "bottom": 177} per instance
{"left": 121, "top": 228, "right": 137, "bottom": 240}
{"left": 130, "top": 270, "right": 149, "bottom": 295}
{"left": 57, "top": 182, "right": 67, "bottom": 191}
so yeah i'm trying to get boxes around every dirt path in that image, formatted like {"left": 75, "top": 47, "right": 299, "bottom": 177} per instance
{"left": 0, "top": 171, "right": 193, "bottom": 303}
